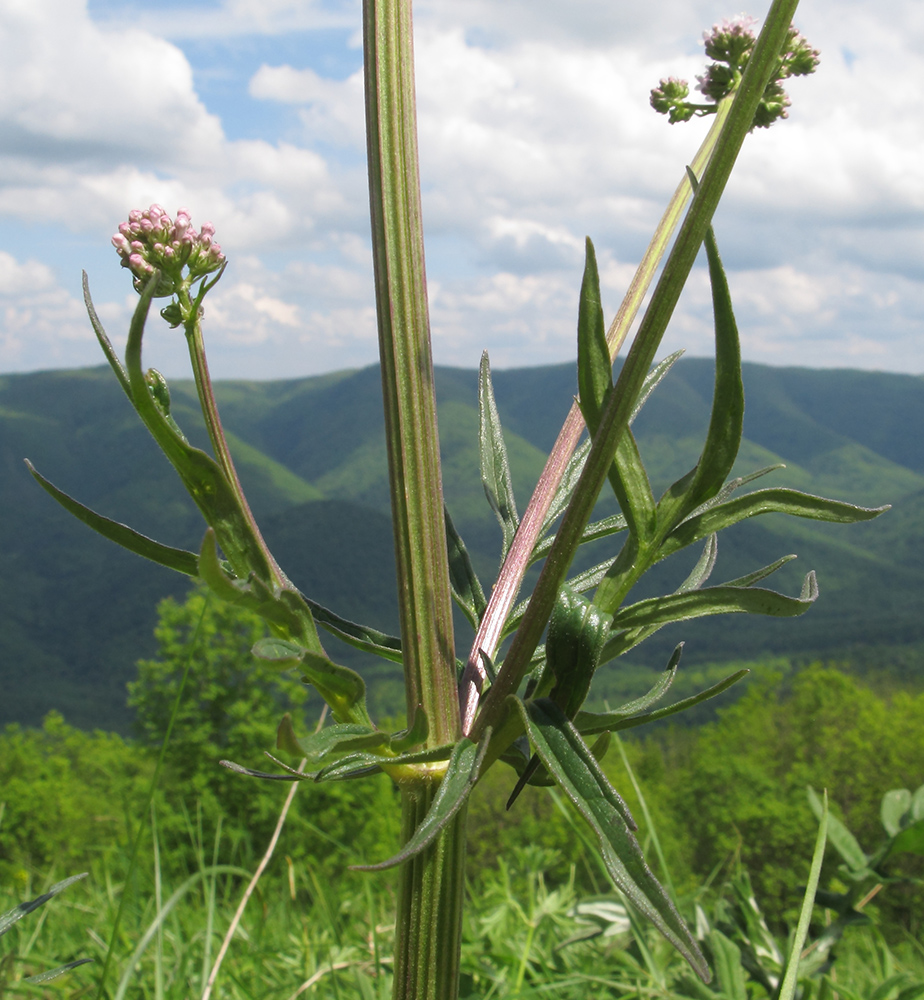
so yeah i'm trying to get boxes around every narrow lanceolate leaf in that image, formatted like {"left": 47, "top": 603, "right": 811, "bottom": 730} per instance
{"left": 0, "top": 873, "right": 88, "bottom": 937}
{"left": 445, "top": 505, "right": 488, "bottom": 628}
{"left": 680, "top": 534, "right": 718, "bottom": 593}
{"left": 301, "top": 594, "right": 403, "bottom": 664}
{"left": 513, "top": 697, "right": 710, "bottom": 982}
{"left": 661, "top": 489, "right": 889, "bottom": 561}
{"left": 289, "top": 722, "right": 388, "bottom": 764}
{"left": 609, "top": 429, "right": 658, "bottom": 544}
{"left": 724, "top": 554, "right": 797, "bottom": 588}
{"left": 658, "top": 208, "right": 744, "bottom": 529}
{"left": 607, "top": 574, "right": 818, "bottom": 638}
{"left": 314, "top": 743, "right": 456, "bottom": 782}
{"left": 530, "top": 511, "right": 627, "bottom": 564}
{"left": 808, "top": 787, "right": 868, "bottom": 875}
{"left": 300, "top": 649, "right": 369, "bottom": 726}
{"left": 574, "top": 668, "right": 749, "bottom": 736}
{"left": 576, "top": 238, "right": 657, "bottom": 544}
{"left": 536, "top": 352, "right": 680, "bottom": 548}
{"left": 479, "top": 351, "right": 519, "bottom": 561}
{"left": 25, "top": 462, "right": 200, "bottom": 577}
{"left": 576, "top": 237, "right": 612, "bottom": 436}
{"left": 605, "top": 644, "right": 683, "bottom": 717}
{"left": 83, "top": 272, "right": 132, "bottom": 400}
{"left": 352, "top": 735, "right": 488, "bottom": 872}
{"left": 222, "top": 743, "right": 456, "bottom": 784}
{"left": 252, "top": 637, "right": 305, "bottom": 668}
{"left": 24, "top": 958, "right": 94, "bottom": 985}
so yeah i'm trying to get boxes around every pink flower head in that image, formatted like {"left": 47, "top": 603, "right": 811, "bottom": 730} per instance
{"left": 112, "top": 205, "right": 226, "bottom": 299}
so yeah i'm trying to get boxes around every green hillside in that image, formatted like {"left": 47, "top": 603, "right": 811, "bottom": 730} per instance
{"left": 1, "top": 360, "right": 922, "bottom": 730}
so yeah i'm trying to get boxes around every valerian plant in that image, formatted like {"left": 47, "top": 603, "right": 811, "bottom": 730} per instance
{"left": 27, "top": 1, "right": 887, "bottom": 997}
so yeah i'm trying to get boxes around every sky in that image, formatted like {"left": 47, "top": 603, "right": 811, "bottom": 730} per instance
{"left": 0, "top": 0, "right": 921, "bottom": 381}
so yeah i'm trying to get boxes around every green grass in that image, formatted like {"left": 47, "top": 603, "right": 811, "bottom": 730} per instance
{"left": 3, "top": 828, "right": 923, "bottom": 1000}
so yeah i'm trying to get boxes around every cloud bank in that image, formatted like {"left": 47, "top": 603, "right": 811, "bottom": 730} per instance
{"left": 0, "top": 0, "right": 920, "bottom": 378}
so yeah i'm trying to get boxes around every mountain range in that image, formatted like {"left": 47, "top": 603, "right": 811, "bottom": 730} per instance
{"left": 2, "top": 359, "right": 922, "bottom": 731}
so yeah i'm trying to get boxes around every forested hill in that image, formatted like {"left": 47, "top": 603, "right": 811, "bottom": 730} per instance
{"left": 2, "top": 359, "right": 923, "bottom": 730}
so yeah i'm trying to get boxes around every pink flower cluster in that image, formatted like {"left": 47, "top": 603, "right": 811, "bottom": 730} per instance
{"left": 111, "top": 204, "right": 225, "bottom": 296}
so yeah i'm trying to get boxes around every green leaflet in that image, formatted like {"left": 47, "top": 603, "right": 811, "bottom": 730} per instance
{"left": 881, "top": 789, "right": 912, "bottom": 837}
{"left": 479, "top": 351, "right": 519, "bottom": 562}
{"left": 24, "top": 959, "right": 95, "bottom": 985}
{"left": 576, "top": 238, "right": 611, "bottom": 436}
{"left": 25, "top": 461, "right": 199, "bottom": 577}
{"left": 808, "top": 786, "right": 869, "bottom": 876}
{"left": 0, "top": 873, "right": 88, "bottom": 937}
{"left": 605, "top": 572, "right": 817, "bottom": 647}
{"left": 221, "top": 742, "right": 455, "bottom": 784}
{"left": 530, "top": 512, "right": 627, "bottom": 565}
{"left": 574, "top": 668, "right": 749, "bottom": 737}
{"left": 252, "top": 637, "right": 305, "bottom": 668}
{"left": 708, "top": 929, "right": 748, "bottom": 1000}
{"left": 512, "top": 696, "right": 710, "bottom": 982}
{"left": 83, "top": 273, "right": 131, "bottom": 400}
{"left": 313, "top": 743, "right": 455, "bottom": 781}
{"left": 657, "top": 204, "right": 744, "bottom": 529}
{"left": 576, "top": 237, "right": 657, "bottom": 544}
{"left": 275, "top": 708, "right": 428, "bottom": 765}
{"left": 300, "top": 594, "right": 404, "bottom": 665}
{"left": 352, "top": 734, "right": 489, "bottom": 872}
{"left": 291, "top": 722, "right": 388, "bottom": 764}
{"left": 661, "top": 488, "right": 888, "bottom": 561}
{"left": 888, "top": 819, "right": 924, "bottom": 859}
{"left": 445, "top": 504, "right": 487, "bottom": 628}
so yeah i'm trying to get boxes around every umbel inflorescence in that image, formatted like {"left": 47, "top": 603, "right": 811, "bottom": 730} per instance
{"left": 111, "top": 204, "right": 225, "bottom": 298}
{"left": 651, "top": 15, "right": 820, "bottom": 127}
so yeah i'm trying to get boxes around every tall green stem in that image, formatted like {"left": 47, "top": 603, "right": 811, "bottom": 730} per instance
{"left": 363, "top": 0, "right": 459, "bottom": 746}
{"left": 393, "top": 785, "right": 468, "bottom": 1000}
{"left": 363, "top": 0, "right": 465, "bottom": 996}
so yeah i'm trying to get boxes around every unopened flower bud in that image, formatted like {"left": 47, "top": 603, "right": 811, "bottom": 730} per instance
{"left": 652, "top": 14, "right": 818, "bottom": 129}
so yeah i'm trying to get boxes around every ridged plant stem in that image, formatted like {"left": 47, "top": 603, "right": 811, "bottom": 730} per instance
{"left": 393, "top": 785, "right": 468, "bottom": 1000}
{"left": 363, "top": 0, "right": 459, "bottom": 744}
{"left": 363, "top": 0, "right": 465, "bottom": 996}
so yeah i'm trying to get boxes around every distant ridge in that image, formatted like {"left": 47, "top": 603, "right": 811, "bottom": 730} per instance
{"left": 1, "top": 360, "right": 921, "bottom": 730}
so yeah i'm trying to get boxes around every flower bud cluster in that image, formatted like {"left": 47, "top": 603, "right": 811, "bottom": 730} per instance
{"left": 111, "top": 204, "right": 225, "bottom": 297}
{"left": 651, "top": 15, "right": 819, "bottom": 130}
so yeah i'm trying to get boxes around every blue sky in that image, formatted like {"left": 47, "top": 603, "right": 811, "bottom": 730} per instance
{"left": 0, "top": 0, "right": 921, "bottom": 380}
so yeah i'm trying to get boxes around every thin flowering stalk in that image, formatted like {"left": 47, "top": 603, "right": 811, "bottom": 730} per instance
{"left": 459, "top": 91, "right": 737, "bottom": 733}
{"left": 470, "top": 0, "right": 805, "bottom": 745}
{"left": 112, "top": 205, "right": 289, "bottom": 590}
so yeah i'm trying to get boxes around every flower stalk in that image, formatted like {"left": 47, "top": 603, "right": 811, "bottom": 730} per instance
{"left": 470, "top": 0, "right": 805, "bottom": 742}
